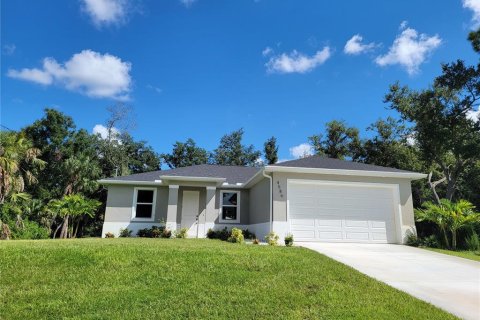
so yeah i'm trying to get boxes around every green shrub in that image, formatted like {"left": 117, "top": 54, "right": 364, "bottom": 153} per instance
{"left": 105, "top": 232, "right": 115, "bottom": 238}
{"left": 405, "top": 233, "right": 419, "bottom": 247}
{"left": 119, "top": 228, "right": 132, "bottom": 238}
{"left": 465, "top": 232, "right": 480, "bottom": 251}
{"left": 284, "top": 233, "right": 294, "bottom": 247}
{"left": 228, "top": 228, "right": 244, "bottom": 244}
{"left": 137, "top": 226, "right": 170, "bottom": 238}
{"left": 242, "top": 229, "right": 256, "bottom": 240}
{"left": 206, "top": 227, "right": 230, "bottom": 241}
{"left": 10, "top": 220, "right": 49, "bottom": 240}
{"left": 174, "top": 228, "right": 188, "bottom": 239}
{"left": 265, "top": 232, "right": 279, "bottom": 246}
{"left": 161, "top": 228, "right": 172, "bottom": 238}
{"left": 419, "top": 235, "right": 439, "bottom": 248}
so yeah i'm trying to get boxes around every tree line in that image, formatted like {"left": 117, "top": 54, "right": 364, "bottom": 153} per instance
{"left": 0, "top": 29, "right": 479, "bottom": 241}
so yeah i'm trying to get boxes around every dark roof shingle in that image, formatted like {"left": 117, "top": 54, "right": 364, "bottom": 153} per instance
{"left": 103, "top": 164, "right": 261, "bottom": 184}
{"left": 272, "top": 156, "right": 414, "bottom": 173}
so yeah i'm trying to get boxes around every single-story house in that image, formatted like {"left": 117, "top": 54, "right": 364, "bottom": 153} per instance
{"left": 99, "top": 156, "right": 426, "bottom": 243}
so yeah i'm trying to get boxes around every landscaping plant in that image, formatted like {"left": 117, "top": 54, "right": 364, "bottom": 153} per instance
{"left": 265, "top": 232, "right": 279, "bottom": 246}
{"left": 119, "top": 228, "right": 132, "bottom": 237}
{"left": 284, "top": 233, "right": 294, "bottom": 247}
{"left": 174, "top": 228, "right": 188, "bottom": 239}
{"left": 228, "top": 228, "right": 244, "bottom": 244}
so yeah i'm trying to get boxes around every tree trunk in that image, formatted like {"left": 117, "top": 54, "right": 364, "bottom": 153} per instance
{"left": 59, "top": 215, "right": 69, "bottom": 239}
{"left": 53, "top": 223, "right": 62, "bottom": 239}
{"left": 452, "top": 230, "right": 457, "bottom": 250}
{"left": 441, "top": 227, "right": 450, "bottom": 249}
{"left": 427, "top": 172, "right": 445, "bottom": 204}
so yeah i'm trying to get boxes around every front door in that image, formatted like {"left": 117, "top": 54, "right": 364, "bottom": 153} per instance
{"left": 181, "top": 191, "right": 200, "bottom": 238}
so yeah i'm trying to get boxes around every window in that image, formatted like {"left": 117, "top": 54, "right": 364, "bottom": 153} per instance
{"left": 220, "top": 191, "right": 240, "bottom": 223}
{"left": 132, "top": 188, "right": 156, "bottom": 220}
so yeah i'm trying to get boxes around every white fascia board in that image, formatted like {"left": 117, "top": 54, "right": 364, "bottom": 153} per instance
{"left": 264, "top": 166, "right": 427, "bottom": 180}
{"left": 98, "top": 179, "right": 163, "bottom": 186}
{"left": 242, "top": 169, "right": 266, "bottom": 188}
{"left": 159, "top": 175, "right": 226, "bottom": 183}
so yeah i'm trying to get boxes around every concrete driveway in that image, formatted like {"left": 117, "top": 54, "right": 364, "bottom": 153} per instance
{"left": 298, "top": 243, "right": 480, "bottom": 320}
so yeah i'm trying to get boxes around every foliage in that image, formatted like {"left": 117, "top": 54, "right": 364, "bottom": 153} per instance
{"left": 242, "top": 228, "right": 256, "bottom": 240}
{"left": 468, "top": 28, "right": 480, "bottom": 53}
{"left": 46, "top": 194, "right": 101, "bottom": 239}
{"left": 174, "top": 228, "right": 188, "bottom": 239}
{"left": 212, "top": 128, "right": 261, "bottom": 166}
{"left": 9, "top": 219, "right": 50, "bottom": 240}
{"left": 284, "top": 233, "right": 294, "bottom": 247}
{"left": 405, "top": 232, "right": 420, "bottom": 247}
{"left": 119, "top": 228, "right": 132, "bottom": 237}
{"left": 137, "top": 226, "right": 171, "bottom": 238}
{"left": 104, "top": 232, "right": 115, "bottom": 238}
{"left": 465, "top": 232, "right": 480, "bottom": 252}
{"left": 309, "top": 120, "right": 363, "bottom": 160}
{"left": 0, "top": 131, "right": 46, "bottom": 203}
{"left": 227, "top": 228, "right": 244, "bottom": 243}
{"left": 263, "top": 136, "right": 279, "bottom": 165}
{"left": 385, "top": 61, "right": 480, "bottom": 203}
{"left": 163, "top": 138, "right": 208, "bottom": 168}
{"left": 252, "top": 238, "right": 260, "bottom": 245}
{"left": 0, "top": 239, "right": 456, "bottom": 319}
{"left": 265, "top": 232, "right": 279, "bottom": 246}
{"left": 206, "top": 227, "right": 230, "bottom": 241}
{"left": 416, "top": 199, "right": 480, "bottom": 250}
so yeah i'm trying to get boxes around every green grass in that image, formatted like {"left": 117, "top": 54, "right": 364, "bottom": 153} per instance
{"left": 0, "top": 239, "right": 457, "bottom": 320}
{"left": 424, "top": 247, "right": 480, "bottom": 262}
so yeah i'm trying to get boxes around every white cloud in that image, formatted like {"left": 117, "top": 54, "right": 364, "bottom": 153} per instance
{"left": 463, "top": 0, "right": 480, "bottom": 27}
{"left": 7, "top": 68, "right": 53, "bottom": 85}
{"left": 399, "top": 20, "right": 408, "bottom": 29}
{"left": 289, "top": 143, "right": 313, "bottom": 158}
{"left": 81, "top": 0, "right": 128, "bottom": 27}
{"left": 180, "top": 0, "right": 196, "bottom": 8}
{"left": 262, "top": 46, "right": 273, "bottom": 57}
{"left": 375, "top": 25, "right": 441, "bottom": 75}
{"left": 467, "top": 107, "right": 480, "bottom": 122}
{"left": 7, "top": 50, "right": 132, "bottom": 100}
{"left": 344, "top": 34, "right": 377, "bottom": 55}
{"left": 266, "top": 47, "right": 331, "bottom": 74}
{"left": 93, "top": 124, "right": 121, "bottom": 140}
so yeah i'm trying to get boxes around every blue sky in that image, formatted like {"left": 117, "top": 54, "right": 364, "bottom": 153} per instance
{"left": 2, "top": 0, "right": 479, "bottom": 162}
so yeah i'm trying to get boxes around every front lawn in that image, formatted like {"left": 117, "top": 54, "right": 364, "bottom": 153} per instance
{"left": 0, "top": 239, "right": 456, "bottom": 319}
{"left": 424, "top": 247, "right": 480, "bottom": 262}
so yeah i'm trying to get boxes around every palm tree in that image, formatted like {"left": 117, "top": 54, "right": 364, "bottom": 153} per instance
{"left": 0, "top": 132, "right": 46, "bottom": 203}
{"left": 46, "top": 194, "right": 100, "bottom": 239}
{"left": 416, "top": 199, "right": 480, "bottom": 250}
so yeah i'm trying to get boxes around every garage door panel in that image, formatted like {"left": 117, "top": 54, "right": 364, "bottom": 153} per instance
{"left": 318, "top": 231, "right": 343, "bottom": 240}
{"left": 288, "top": 181, "right": 397, "bottom": 244}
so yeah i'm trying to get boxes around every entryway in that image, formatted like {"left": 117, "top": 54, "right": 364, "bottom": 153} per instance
{"left": 181, "top": 191, "right": 200, "bottom": 237}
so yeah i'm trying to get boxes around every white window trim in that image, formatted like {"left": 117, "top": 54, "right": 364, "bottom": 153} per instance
{"left": 219, "top": 190, "right": 240, "bottom": 223}
{"left": 131, "top": 187, "right": 157, "bottom": 222}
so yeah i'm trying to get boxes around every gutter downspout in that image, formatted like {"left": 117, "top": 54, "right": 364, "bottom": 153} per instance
{"left": 262, "top": 170, "right": 273, "bottom": 233}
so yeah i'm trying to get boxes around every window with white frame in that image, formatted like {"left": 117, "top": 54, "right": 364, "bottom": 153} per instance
{"left": 220, "top": 190, "right": 240, "bottom": 223}
{"left": 132, "top": 188, "right": 156, "bottom": 220}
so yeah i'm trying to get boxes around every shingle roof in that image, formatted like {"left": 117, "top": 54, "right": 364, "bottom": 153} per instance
{"left": 271, "top": 155, "right": 414, "bottom": 173}
{"left": 103, "top": 164, "right": 261, "bottom": 184}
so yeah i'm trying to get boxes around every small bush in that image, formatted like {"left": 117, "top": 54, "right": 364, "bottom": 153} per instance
{"left": 161, "top": 228, "right": 172, "bottom": 238}
{"left": 265, "top": 232, "right": 279, "bottom": 246}
{"left": 228, "top": 228, "right": 244, "bottom": 244}
{"left": 119, "top": 228, "right": 132, "bottom": 238}
{"left": 465, "top": 232, "right": 480, "bottom": 251}
{"left": 252, "top": 238, "right": 260, "bottom": 245}
{"left": 284, "top": 233, "right": 294, "bottom": 247}
{"left": 151, "top": 226, "right": 163, "bottom": 238}
{"left": 137, "top": 228, "right": 150, "bottom": 237}
{"left": 242, "top": 229, "right": 256, "bottom": 240}
{"left": 10, "top": 220, "right": 49, "bottom": 240}
{"left": 405, "top": 232, "right": 419, "bottom": 247}
{"left": 174, "top": 228, "right": 188, "bottom": 239}
{"left": 206, "top": 227, "right": 230, "bottom": 241}
{"left": 419, "top": 234, "right": 439, "bottom": 248}
{"left": 105, "top": 232, "right": 115, "bottom": 238}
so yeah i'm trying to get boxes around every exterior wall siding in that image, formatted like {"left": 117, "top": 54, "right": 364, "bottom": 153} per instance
{"left": 248, "top": 177, "right": 270, "bottom": 225}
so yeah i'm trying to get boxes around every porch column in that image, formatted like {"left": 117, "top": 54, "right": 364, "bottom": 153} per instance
{"left": 166, "top": 185, "right": 179, "bottom": 231}
{"left": 204, "top": 186, "right": 217, "bottom": 235}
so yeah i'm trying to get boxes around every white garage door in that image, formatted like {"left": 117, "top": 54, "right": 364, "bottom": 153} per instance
{"left": 288, "top": 180, "right": 398, "bottom": 243}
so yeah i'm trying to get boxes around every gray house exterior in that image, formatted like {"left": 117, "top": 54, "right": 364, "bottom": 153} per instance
{"left": 100, "top": 156, "right": 426, "bottom": 243}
